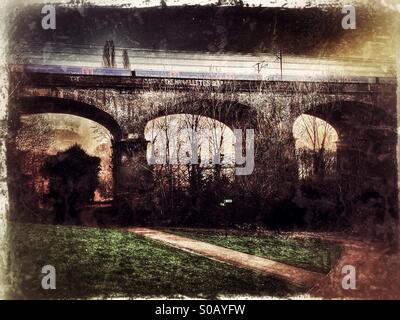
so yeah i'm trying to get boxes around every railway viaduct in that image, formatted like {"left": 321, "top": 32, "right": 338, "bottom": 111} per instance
{"left": 7, "top": 69, "right": 398, "bottom": 224}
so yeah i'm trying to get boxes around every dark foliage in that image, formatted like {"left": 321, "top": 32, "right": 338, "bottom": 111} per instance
{"left": 42, "top": 144, "right": 101, "bottom": 224}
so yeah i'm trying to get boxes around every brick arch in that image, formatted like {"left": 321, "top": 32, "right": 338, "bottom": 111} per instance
{"left": 302, "top": 100, "right": 397, "bottom": 142}
{"left": 138, "top": 98, "right": 258, "bottom": 134}
{"left": 297, "top": 99, "right": 398, "bottom": 221}
{"left": 15, "top": 96, "right": 123, "bottom": 141}
{"left": 300, "top": 100, "right": 397, "bottom": 176}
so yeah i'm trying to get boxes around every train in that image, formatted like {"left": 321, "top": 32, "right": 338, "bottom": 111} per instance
{"left": 10, "top": 63, "right": 397, "bottom": 84}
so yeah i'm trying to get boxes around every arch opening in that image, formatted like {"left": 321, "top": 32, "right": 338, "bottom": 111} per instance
{"left": 293, "top": 114, "right": 339, "bottom": 180}
{"left": 142, "top": 113, "right": 240, "bottom": 226}
{"left": 13, "top": 113, "right": 114, "bottom": 223}
{"left": 145, "top": 113, "right": 236, "bottom": 186}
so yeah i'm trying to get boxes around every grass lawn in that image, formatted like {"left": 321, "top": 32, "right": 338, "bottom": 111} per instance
{"left": 164, "top": 229, "right": 342, "bottom": 274}
{"left": 9, "top": 223, "right": 305, "bottom": 299}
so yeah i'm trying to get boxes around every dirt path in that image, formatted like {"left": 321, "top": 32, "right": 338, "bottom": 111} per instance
{"left": 83, "top": 211, "right": 400, "bottom": 299}
{"left": 127, "top": 227, "right": 325, "bottom": 289}
{"left": 310, "top": 239, "right": 400, "bottom": 299}
{"left": 128, "top": 228, "right": 400, "bottom": 298}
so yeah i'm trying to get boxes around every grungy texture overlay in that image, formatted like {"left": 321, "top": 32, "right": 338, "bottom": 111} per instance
{"left": 396, "top": 6, "right": 400, "bottom": 251}
{"left": 0, "top": 0, "right": 10, "bottom": 300}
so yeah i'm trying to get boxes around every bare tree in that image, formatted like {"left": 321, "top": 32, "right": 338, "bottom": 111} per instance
{"left": 122, "top": 49, "right": 130, "bottom": 69}
{"left": 294, "top": 114, "right": 338, "bottom": 179}
{"left": 103, "top": 40, "right": 116, "bottom": 68}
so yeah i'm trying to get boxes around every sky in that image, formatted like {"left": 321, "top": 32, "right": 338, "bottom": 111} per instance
{"left": 293, "top": 114, "right": 338, "bottom": 151}
{"left": 8, "top": 1, "right": 396, "bottom": 70}
{"left": 145, "top": 114, "right": 236, "bottom": 165}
